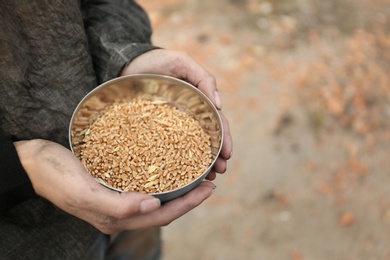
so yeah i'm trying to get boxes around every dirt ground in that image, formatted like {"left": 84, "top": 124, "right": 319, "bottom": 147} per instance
{"left": 138, "top": 0, "right": 390, "bottom": 259}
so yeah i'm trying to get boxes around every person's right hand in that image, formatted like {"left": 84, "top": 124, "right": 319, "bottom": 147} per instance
{"left": 14, "top": 139, "right": 216, "bottom": 234}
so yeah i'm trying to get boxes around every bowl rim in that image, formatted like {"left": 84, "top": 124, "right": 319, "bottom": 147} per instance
{"left": 68, "top": 73, "right": 224, "bottom": 196}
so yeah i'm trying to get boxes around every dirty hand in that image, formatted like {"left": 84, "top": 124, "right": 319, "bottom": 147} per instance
{"left": 14, "top": 139, "right": 216, "bottom": 234}
{"left": 121, "top": 49, "right": 233, "bottom": 180}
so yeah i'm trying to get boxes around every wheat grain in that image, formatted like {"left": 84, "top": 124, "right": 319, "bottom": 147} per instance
{"left": 74, "top": 96, "right": 212, "bottom": 193}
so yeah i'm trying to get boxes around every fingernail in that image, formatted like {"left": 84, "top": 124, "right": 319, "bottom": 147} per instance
{"left": 213, "top": 91, "right": 222, "bottom": 110}
{"left": 208, "top": 185, "right": 217, "bottom": 198}
{"left": 140, "top": 198, "right": 161, "bottom": 213}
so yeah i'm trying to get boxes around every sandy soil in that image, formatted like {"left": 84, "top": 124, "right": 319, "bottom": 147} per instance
{"left": 138, "top": 0, "right": 390, "bottom": 259}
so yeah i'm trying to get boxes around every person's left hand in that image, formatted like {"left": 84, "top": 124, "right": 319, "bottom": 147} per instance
{"left": 15, "top": 139, "right": 216, "bottom": 234}
{"left": 120, "top": 49, "right": 233, "bottom": 180}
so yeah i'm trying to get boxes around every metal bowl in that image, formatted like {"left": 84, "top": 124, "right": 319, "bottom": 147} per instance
{"left": 69, "top": 74, "right": 223, "bottom": 202}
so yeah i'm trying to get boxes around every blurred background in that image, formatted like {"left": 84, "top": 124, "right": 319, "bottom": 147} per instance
{"left": 138, "top": 0, "right": 390, "bottom": 259}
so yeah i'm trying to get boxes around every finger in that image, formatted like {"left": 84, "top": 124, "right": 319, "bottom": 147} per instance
{"left": 66, "top": 173, "right": 162, "bottom": 234}
{"left": 78, "top": 176, "right": 161, "bottom": 219}
{"left": 205, "top": 170, "right": 216, "bottom": 181}
{"left": 87, "top": 191, "right": 162, "bottom": 234}
{"left": 186, "top": 68, "right": 220, "bottom": 109}
{"left": 140, "top": 50, "right": 221, "bottom": 110}
{"left": 120, "top": 181, "right": 216, "bottom": 229}
{"left": 213, "top": 157, "right": 227, "bottom": 174}
{"left": 219, "top": 112, "right": 233, "bottom": 160}
{"left": 177, "top": 54, "right": 222, "bottom": 110}
{"left": 121, "top": 49, "right": 222, "bottom": 109}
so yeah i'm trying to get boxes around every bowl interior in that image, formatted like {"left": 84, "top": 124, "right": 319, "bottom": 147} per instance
{"left": 69, "top": 74, "right": 223, "bottom": 198}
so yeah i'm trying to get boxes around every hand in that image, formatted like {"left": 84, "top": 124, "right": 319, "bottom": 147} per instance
{"left": 121, "top": 49, "right": 233, "bottom": 180}
{"left": 14, "top": 139, "right": 216, "bottom": 234}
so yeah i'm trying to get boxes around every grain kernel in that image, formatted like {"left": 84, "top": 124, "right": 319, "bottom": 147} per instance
{"left": 73, "top": 96, "right": 212, "bottom": 193}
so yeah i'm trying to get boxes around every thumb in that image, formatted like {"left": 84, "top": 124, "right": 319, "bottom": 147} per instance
{"left": 83, "top": 181, "right": 161, "bottom": 218}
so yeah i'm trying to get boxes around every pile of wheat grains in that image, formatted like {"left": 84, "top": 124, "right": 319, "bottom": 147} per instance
{"left": 78, "top": 96, "right": 212, "bottom": 193}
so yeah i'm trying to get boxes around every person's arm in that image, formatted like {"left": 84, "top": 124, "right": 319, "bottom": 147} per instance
{"left": 0, "top": 136, "right": 36, "bottom": 214}
{"left": 80, "top": 0, "right": 159, "bottom": 83}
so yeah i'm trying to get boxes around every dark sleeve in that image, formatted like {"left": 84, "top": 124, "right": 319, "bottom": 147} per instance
{"left": 80, "top": 0, "right": 160, "bottom": 83}
{"left": 0, "top": 136, "right": 37, "bottom": 214}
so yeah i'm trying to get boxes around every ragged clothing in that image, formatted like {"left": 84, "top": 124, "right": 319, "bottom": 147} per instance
{"left": 0, "top": 1, "right": 160, "bottom": 258}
